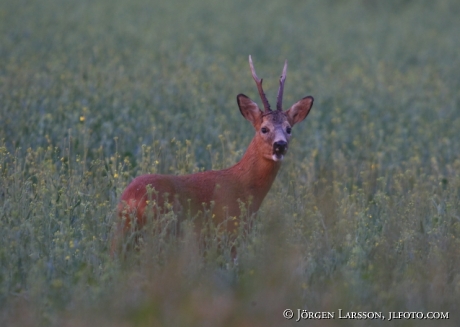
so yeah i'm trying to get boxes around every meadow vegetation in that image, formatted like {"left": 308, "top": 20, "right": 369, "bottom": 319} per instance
{"left": 1, "top": 0, "right": 460, "bottom": 326}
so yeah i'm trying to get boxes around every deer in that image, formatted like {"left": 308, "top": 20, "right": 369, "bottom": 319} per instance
{"left": 111, "top": 55, "right": 314, "bottom": 257}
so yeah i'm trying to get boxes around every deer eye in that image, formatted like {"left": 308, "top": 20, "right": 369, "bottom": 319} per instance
{"left": 261, "top": 127, "right": 269, "bottom": 134}
{"left": 286, "top": 127, "right": 292, "bottom": 134}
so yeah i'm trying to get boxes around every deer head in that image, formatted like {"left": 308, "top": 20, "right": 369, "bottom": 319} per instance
{"left": 237, "top": 55, "right": 314, "bottom": 162}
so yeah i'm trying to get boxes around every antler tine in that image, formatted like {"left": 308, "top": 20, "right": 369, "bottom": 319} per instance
{"left": 249, "top": 55, "right": 271, "bottom": 113}
{"left": 276, "top": 59, "right": 287, "bottom": 111}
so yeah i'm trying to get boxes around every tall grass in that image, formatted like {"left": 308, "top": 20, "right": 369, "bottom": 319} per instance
{"left": 1, "top": 0, "right": 460, "bottom": 326}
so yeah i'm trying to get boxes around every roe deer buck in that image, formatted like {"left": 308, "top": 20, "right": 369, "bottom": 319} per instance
{"left": 111, "top": 56, "right": 314, "bottom": 255}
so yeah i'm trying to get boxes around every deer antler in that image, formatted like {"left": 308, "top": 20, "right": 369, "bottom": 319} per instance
{"left": 276, "top": 60, "right": 287, "bottom": 111}
{"left": 249, "top": 55, "right": 271, "bottom": 113}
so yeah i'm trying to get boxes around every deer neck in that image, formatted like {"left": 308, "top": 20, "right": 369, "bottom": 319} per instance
{"left": 227, "top": 137, "right": 282, "bottom": 204}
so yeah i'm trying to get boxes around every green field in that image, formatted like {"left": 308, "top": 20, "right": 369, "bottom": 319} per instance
{"left": 1, "top": 0, "right": 460, "bottom": 326}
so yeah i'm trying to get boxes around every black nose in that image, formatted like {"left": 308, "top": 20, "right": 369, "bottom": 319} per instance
{"left": 273, "top": 141, "right": 288, "bottom": 155}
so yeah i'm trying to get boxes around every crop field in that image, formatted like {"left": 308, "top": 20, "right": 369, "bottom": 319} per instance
{"left": 1, "top": 0, "right": 460, "bottom": 326}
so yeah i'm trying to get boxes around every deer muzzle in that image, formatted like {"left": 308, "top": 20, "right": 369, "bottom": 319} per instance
{"left": 273, "top": 141, "right": 288, "bottom": 160}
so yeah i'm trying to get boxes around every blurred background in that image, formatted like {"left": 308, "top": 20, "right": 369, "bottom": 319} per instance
{"left": 1, "top": 0, "right": 459, "bottom": 326}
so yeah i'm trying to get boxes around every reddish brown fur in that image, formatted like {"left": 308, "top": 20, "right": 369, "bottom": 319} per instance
{"left": 111, "top": 57, "right": 314, "bottom": 255}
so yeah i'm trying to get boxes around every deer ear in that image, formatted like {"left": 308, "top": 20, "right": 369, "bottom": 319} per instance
{"left": 285, "top": 96, "right": 314, "bottom": 126}
{"left": 237, "top": 94, "right": 262, "bottom": 126}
